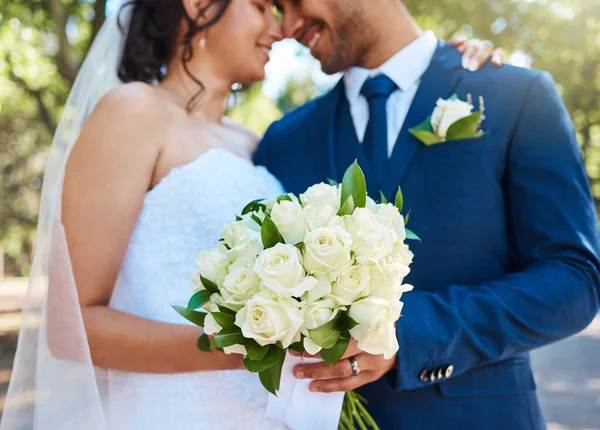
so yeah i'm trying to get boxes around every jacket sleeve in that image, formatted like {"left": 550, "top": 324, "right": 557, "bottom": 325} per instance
{"left": 391, "top": 71, "right": 600, "bottom": 391}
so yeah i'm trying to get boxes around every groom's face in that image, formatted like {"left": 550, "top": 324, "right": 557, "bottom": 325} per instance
{"left": 275, "top": 0, "right": 372, "bottom": 74}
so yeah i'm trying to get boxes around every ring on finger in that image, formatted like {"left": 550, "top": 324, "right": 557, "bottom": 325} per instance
{"left": 348, "top": 356, "right": 360, "bottom": 377}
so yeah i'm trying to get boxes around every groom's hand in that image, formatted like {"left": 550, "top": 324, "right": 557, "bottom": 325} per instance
{"left": 291, "top": 339, "right": 396, "bottom": 393}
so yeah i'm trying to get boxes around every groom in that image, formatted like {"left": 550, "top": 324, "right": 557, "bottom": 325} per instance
{"left": 255, "top": 0, "right": 600, "bottom": 429}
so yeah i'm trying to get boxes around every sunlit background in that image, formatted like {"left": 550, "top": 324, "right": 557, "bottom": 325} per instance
{"left": 1, "top": 0, "right": 600, "bottom": 428}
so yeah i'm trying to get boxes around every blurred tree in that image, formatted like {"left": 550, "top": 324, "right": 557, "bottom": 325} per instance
{"left": 0, "top": 0, "right": 599, "bottom": 275}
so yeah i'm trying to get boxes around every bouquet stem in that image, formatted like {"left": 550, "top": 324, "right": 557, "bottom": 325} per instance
{"left": 339, "top": 391, "right": 380, "bottom": 430}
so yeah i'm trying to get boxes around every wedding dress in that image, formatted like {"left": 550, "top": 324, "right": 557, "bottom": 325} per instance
{"left": 105, "top": 148, "right": 287, "bottom": 429}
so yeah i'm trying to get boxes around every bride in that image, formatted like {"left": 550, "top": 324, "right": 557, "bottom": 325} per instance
{"left": 0, "top": 0, "right": 500, "bottom": 429}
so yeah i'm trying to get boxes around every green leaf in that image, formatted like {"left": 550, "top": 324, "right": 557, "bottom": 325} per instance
{"left": 251, "top": 213, "right": 263, "bottom": 227}
{"left": 295, "top": 242, "right": 305, "bottom": 252}
{"left": 236, "top": 215, "right": 243, "bottom": 221}
{"left": 409, "top": 129, "right": 443, "bottom": 146}
{"left": 187, "top": 290, "right": 212, "bottom": 310}
{"left": 288, "top": 341, "right": 306, "bottom": 353}
{"left": 404, "top": 209, "right": 411, "bottom": 227}
{"left": 405, "top": 228, "right": 421, "bottom": 241}
{"left": 320, "top": 338, "right": 350, "bottom": 365}
{"left": 394, "top": 186, "right": 403, "bottom": 214}
{"left": 211, "top": 312, "right": 235, "bottom": 329}
{"left": 337, "top": 196, "right": 355, "bottom": 216}
{"left": 340, "top": 161, "right": 367, "bottom": 211}
{"left": 258, "top": 347, "right": 286, "bottom": 395}
{"left": 445, "top": 111, "right": 482, "bottom": 141}
{"left": 277, "top": 194, "right": 293, "bottom": 203}
{"left": 308, "top": 313, "right": 343, "bottom": 349}
{"left": 410, "top": 115, "right": 434, "bottom": 132}
{"left": 242, "top": 198, "right": 265, "bottom": 215}
{"left": 244, "top": 344, "right": 284, "bottom": 373}
{"left": 261, "top": 215, "right": 285, "bottom": 248}
{"left": 199, "top": 275, "right": 219, "bottom": 295}
{"left": 212, "top": 327, "right": 244, "bottom": 348}
{"left": 346, "top": 316, "right": 359, "bottom": 331}
{"left": 327, "top": 178, "right": 339, "bottom": 187}
{"left": 379, "top": 191, "right": 388, "bottom": 204}
{"left": 217, "top": 304, "right": 237, "bottom": 316}
{"left": 197, "top": 333, "right": 211, "bottom": 352}
{"left": 172, "top": 305, "right": 207, "bottom": 326}
{"left": 244, "top": 339, "right": 269, "bottom": 361}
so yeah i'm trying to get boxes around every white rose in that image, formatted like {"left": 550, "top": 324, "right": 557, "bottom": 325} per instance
{"left": 431, "top": 97, "right": 473, "bottom": 139}
{"left": 221, "top": 259, "right": 261, "bottom": 310}
{"left": 254, "top": 243, "right": 319, "bottom": 297}
{"left": 221, "top": 220, "right": 263, "bottom": 261}
{"left": 345, "top": 208, "right": 396, "bottom": 260}
{"left": 235, "top": 293, "right": 304, "bottom": 348}
{"left": 369, "top": 259, "right": 413, "bottom": 301}
{"left": 348, "top": 297, "right": 403, "bottom": 359}
{"left": 304, "top": 204, "right": 339, "bottom": 231}
{"left": 195, "top": 249, "right": 229, "bottom": 286}
{"left": 203, "top": 313, "right": 222, "bottom": 336}
{"left": 331, "top": 265, "right": 371, "bottom": 305}
{"left": 271, "top": 200, "right": 307, "bottom": 245}
{"left": 302, "top": 276, "right": 333, "bottom": 304}
{"left": 223, "top": 344, "right": 247, "bottom": 355}
{"left": 375, "top": 203, "right": 406, "bottom": 242}
{"left": 303, "top": 226, "right": 354, "bottom": 279}
{"left": 301, "top": 298, "right": 339, "bottom": 354}
{"left": 300, "top": 183, "right": 341, "bottom": 210}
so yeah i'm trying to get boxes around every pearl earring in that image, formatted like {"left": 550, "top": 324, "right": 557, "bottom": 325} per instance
{"left": 199, "top": 38, "right": 206, "bottom": 49}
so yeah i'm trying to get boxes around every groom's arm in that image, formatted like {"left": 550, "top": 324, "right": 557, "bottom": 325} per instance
{"left": 392, "top": 71, "right": 600, "bottom": 391}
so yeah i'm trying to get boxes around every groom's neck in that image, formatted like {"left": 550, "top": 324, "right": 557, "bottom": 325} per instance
{"left": 358, "top": 3, "right": 423, "bottom": 70}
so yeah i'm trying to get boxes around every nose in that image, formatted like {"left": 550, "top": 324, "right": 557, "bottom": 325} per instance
{"left": 267, "top": 10, "right": 284, "bottom": 43}
{"left": 281, "top": 9, "right": 305, "bottom": 39}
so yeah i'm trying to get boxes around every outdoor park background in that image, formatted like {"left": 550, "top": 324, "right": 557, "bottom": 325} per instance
{"left": 1, "top": 0, "right": 599, "bottom": 428}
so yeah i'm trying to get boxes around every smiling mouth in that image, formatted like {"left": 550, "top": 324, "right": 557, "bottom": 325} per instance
{"left": 297, "top": 23, "right": 324, "bottom": 55}
{"left": 257, "top": 44, "right": 271, "bottom": 60}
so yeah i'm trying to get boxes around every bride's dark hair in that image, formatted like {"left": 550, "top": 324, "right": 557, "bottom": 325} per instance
{"left": 117, "top": 0, "right": 231, "bottom": 109}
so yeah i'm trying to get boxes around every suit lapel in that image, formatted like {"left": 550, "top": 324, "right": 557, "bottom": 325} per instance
{"left": 382, "top": 41, "right": 464, "bottom": 199}
{"left": 307, "top": 79, "right": 344, "bottom": 183}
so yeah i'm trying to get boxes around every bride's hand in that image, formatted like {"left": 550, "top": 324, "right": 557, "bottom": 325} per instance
{"left": 449, "top": 35, "right": 506, "bottom": 71}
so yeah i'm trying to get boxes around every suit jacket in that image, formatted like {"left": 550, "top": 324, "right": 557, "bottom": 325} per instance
{"left": 254, "top": 40, "right": 600, "bottom": 429}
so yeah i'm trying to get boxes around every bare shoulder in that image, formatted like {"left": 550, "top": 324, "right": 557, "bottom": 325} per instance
{"left": 93, "top": 82, "right": 166, "bottom": 125}
{"left": 221, "top": 116, "right": 261, "bottom": 152}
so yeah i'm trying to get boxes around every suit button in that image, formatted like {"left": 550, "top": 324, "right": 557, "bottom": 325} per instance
{"left": 436, "top": 368, "right": 445, "bottom": 380}
{"left": 443, "top": 365, "right": 454, "bottom": 378}
{"left": 419, "top": 369, "right": 429, "bottom": 382}
{"left": 429, "top": 370, "right": 437, "bottom": 382}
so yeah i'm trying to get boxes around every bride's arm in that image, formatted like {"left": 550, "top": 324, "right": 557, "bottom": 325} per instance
{"left": 61, "top": 84, "right": 243, "bottom": 374}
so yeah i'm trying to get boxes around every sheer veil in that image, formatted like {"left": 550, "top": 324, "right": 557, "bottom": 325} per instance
{"left": 1, "top": 1, "right": 131, "bottom": 428}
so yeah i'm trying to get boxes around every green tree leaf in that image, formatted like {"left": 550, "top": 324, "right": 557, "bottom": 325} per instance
{"left": 288, "top": 341, "right": 306, "bottom": 353}
{"left": 212, "top": 312, "right": 235, "bottom": 329}
{"left": 172, "top": 305, "right": 207, "bottom": 326}
{"left": 404, "top": 209, "right": 411, "bottom": 227}
{"left": 379, "top": 191, "right": 388, "bottom": 204}
{"left": 445, "top": 112, "right": 482, "bottom": 141}
{"left": 197, "top": 333, "right": 212, "bottom": 352}
{"left": 258, "top": 347, "right": 286, "bottom": 395}
{"left": 308, "top": 313, "right": 344, "bottom": 349}
{"left": 320, "top": 338, "right": 350, "bottom": 365}
{"left": 212, "top": 327, "right": 245, "bottom": 348}
{"left": 261, "top": 215, "right": 285, "bottom": 248}
{"left": 200, "top": 275, "right": 219, "bottom": 294}
{"left": 337, "top": 196, "right": 355, "bottom": 217}
{"left": 244, "top": 339, "right": 269, "bottom": 361}
{"left": 244, "top": 344, "right": 284, "bottom": 373}
{"left": 340, "top": 161, "right": 367, "bottom": 211}
{"left": 409, "top": 129, "right": 443, "bottom": 146}
{"left": 188, "top": 290, "right": 212, "bottom": 310}
{"left": 242, "top": 198, "right": 265, "bottom": 215}
{"left": 217, "top": 304, "right": 237, "bottom": 316}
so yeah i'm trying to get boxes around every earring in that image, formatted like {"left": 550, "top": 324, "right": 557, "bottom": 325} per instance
{"left": 199, "top": 38, "right": 206, "bottom": 49}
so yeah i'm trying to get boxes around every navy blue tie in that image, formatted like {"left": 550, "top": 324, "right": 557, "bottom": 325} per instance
{"left": 360, "top": 75, "right": 398, "bottom": 183}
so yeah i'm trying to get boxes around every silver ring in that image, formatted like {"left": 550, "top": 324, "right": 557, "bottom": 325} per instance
{"left": 349, "top": 356, "right": 360, "bottom": 377}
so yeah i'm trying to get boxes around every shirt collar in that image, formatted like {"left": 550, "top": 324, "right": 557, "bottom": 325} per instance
{"left": 343, "top": 30, "right": 438, "bottom": 102}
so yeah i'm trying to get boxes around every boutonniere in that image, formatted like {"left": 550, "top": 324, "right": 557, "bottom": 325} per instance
{"left": 409, "top": 94, "right": 486, "bottom": 146}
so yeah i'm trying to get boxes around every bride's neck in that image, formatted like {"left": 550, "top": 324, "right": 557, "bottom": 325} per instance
{"left": 159, "top": 62, "right": 231, "bottom": 123}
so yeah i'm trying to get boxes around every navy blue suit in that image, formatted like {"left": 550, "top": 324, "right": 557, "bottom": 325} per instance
{"left": 254, "top": 41, "right": 600, "bottom": 429}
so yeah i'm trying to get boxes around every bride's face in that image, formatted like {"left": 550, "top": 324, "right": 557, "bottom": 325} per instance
{"left": 196, "top": 0, "right": 283, "bottom": 84}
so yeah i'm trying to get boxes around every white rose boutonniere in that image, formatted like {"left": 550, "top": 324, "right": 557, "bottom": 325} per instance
{"left": 409, "top": 94, "right": 486, "bottom": 145}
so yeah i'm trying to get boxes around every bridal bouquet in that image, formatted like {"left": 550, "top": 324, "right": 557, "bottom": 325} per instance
{"left": 174, "top": 162, "right": 416, "bottom": 430}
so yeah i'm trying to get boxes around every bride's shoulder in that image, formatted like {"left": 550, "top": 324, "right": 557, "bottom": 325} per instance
{"left": 94, "top": 82, "right": 165, "bottom": 121}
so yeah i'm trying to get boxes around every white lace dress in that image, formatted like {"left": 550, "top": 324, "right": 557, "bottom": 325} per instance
{"left": 106, "top": 148, "right": 288, "bottom": 429}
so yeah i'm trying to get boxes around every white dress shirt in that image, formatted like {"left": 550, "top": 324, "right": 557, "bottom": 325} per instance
{"left": 343, "top": 31, "right": 438, "bottom": 157}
